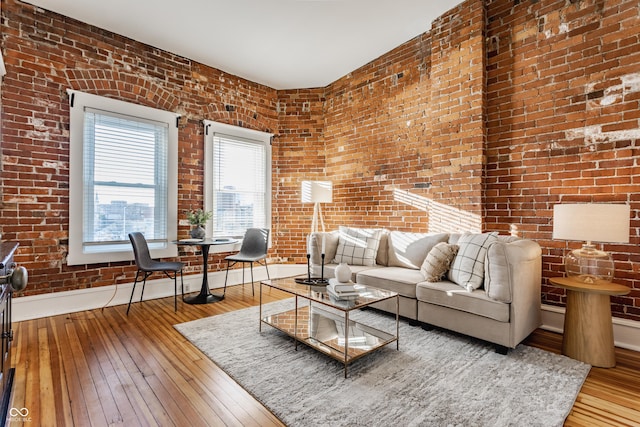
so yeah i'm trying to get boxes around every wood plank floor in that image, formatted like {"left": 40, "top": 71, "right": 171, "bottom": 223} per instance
{"left": 8, "top": 284, "right": 640, "bottom": 426}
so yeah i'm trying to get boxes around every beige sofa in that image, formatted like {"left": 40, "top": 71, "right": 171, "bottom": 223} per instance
{"left": 310, "top": 228, "right": 542, "bottom": 352}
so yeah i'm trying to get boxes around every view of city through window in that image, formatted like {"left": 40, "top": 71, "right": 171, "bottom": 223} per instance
{"left": 85, "top": 113, "right": 167, "bottom": 244}
{"left": 212, "top": 137, "right": 266, "bottom": 236}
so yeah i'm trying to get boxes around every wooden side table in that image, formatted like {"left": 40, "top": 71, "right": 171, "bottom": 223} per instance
{"left": 549, "top": 277, "right": 630, "bottom": 367}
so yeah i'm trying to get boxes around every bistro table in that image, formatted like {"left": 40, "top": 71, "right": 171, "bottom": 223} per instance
{"left": 175, "top": 238, "right": 239, "bottom": 304}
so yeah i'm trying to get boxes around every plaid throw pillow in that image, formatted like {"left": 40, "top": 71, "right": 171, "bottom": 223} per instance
{"left": 332, "top": 227, "right": 383, "bottom": 266}
{"left": 447, "top": 232, "right": 498, "bottom": 291}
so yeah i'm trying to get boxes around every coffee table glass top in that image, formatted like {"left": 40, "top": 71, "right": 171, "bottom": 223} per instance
{"left": 261, "top": 277, "right": 397, "bottom": 311}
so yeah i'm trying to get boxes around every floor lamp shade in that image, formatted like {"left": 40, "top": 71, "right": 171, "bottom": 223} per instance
{"left": 553, "top": 204, "right": 630, "bottom": 283}
{"left": 301, "top": 181, "right": 332, "bottom": 233}
{"left": 301, "top": 181, "right": 332, "bottom": 204}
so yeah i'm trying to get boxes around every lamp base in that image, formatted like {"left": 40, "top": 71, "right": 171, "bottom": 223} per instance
{"left": 565, "top": 244, "right": 614, "bottom": 284}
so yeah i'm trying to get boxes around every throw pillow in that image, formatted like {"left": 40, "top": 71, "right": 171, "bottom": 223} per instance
{"left": 447, "top": 232, "right": 498, "bottom": 291}
{"left": 387, "top": 231, "right": 449, "bottom": 269}
{"left": 332, "top": 227, "right": 383, "bottom": 266}
{"left": 420, "top": 242, "right": 459, "bottom": 282}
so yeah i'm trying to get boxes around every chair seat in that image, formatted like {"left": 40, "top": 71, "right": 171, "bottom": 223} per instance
{"left": 223, "top": 228, "right": 270, "bottom": 296}
{"left": 146, "top": 260, "right": 184, "bottom": 272}
{"left": 225, "top": 254, "right": 265, "bottom": 262}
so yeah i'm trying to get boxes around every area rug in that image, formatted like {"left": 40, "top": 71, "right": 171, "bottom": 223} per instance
{"left": 175, "top": 300, "right": 590, "bottom": 427}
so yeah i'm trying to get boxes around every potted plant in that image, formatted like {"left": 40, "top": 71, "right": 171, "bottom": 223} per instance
{"left": 186, "top": 208, "right": 212, "bottom": 239}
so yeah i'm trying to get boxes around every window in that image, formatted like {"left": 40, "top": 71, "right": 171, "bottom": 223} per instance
{"left": 203, "top": 121, "right": 272, "bottom": 238}
{"left": 68, "top": 90, "right": 179, "bottom": 265}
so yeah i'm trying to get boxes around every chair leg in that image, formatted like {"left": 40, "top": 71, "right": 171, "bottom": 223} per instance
{"left": 250, "top": 261, "right": 255, "bottom": 296}
{"left": 139, "top": 272, "right": 151, "bottom": 302}
{"left": 264, "top": 259, "right": 270, "bottom": 280}
{"left": 223, "top": 260, "right": 231, "bottom": 296}
{"left": 127, "top": 270, "right": 142, "bottom": 315}
{"left": 180, "top": 270, "right": 184, "bottom": 299}
{"left": 173, "top": 273, "right": 178, "bottom": 312}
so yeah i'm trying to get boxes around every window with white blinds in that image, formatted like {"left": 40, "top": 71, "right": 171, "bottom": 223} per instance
{"left": 68, "top": 90, "right": 179, "bottom": 265}
{"left": 203, "top": 121, "right": 272, "bottom": 238}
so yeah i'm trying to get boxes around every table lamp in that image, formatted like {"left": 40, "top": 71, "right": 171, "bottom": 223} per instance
{"left": 553, "top": 203, "right": 630, "bottom": 283}
{"left": 301, "top": 180, "right": 332, "bottom": 233}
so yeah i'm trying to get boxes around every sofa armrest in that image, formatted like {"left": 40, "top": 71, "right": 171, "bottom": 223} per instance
{"left": 485, "top": 239, "right": 542, "bottom": 346}
{"left": 484, "top": 239, "right": 542, "bottom": 303}
{"left": 309, "top": 231, "right": 339, "bottom": 265}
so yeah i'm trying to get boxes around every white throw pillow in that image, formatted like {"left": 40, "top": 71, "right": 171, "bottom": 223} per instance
{"left": 332, "top": 227, "right": 383, "bottom": 266}
{"left": 387, "top": 231, "right": 449, "bottom": 269}
{"left": 447, "top": 232, "right": 498, "bottom": 291}
{"left": 420, "top": 242, "right": 459, "bottom": 282}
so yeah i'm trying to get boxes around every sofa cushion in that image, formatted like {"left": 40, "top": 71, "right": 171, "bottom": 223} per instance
{"left": 420, "top": 242, "right": 459, "bottom": 282}
{"left": 447, "top": 232, "right": 498, "bottom": 291}
{"left": 356, "top": 267, "right": 423, "bottom": 299}
{"left": 416, "top": 280, "right": 510, "bottom": 323}
{"left": 387, "top": 231, "right": 449, "bottom": 269}
{"left": 332, "top": 227, "right": 383, "bottom": 266}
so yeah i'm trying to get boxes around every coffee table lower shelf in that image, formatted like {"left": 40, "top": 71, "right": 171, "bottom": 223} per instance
{"left": 261, "top": 305, "right": 397, "bottom": 377}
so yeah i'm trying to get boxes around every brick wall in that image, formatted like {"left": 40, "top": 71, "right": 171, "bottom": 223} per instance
{"left": 0, "top": 0, "right": 278, "bottom": 294}
{"left": 1, "top": 0, "right": 639, "bottom": 321}
{"left": 485, "top": 0, "right": 640, "bottom": 319}
{"left": 275, "top": 89, "right": 325, "bottom": 262}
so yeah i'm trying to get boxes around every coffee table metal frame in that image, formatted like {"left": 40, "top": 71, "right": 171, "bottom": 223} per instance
{"left": 259, "top": 277, "right": 399, "bottom": 378}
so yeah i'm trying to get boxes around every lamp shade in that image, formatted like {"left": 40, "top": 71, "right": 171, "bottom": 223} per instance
{"left": 552, "top": 204, "right": 630, "bottom": 243}
{"left": 301, "top": 181, "right": 332, "bottom": 204}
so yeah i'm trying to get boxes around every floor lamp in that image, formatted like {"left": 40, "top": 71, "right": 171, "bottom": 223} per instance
{"left": 299, "top": 180, "right": 332, "bottom": 285}
{"left": 301, "top": 180, "right": 332, "bottom": 233}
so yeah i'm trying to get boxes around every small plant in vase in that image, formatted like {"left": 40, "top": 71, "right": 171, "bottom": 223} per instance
{"left": 186, "top": 208, "right": 212, "bottom": 239}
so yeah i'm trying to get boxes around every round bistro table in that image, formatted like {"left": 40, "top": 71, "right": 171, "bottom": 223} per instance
{"left": 175, "top": 238, "right": 238, "bottom": 304}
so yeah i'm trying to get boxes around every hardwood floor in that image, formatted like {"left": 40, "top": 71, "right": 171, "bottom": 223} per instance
{"left": 8, "top": 285, "right": 640, "bottom": 426}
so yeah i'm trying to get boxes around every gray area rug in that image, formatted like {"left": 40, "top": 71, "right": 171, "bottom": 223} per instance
{"left": 175, "top": 299, "right": 589, "bottom": 427}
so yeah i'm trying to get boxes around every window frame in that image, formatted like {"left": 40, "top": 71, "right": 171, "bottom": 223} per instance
{"left": 67, "top": 90, "right": 180, "bottom": 265}
{"left": 203, "top": 120, "right": 273, "bottom": 239}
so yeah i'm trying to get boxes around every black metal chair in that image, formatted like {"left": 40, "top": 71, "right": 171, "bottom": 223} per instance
{"left": 223, "top": 228, "right": 270, "bottom": 296}
{"left": 127, "top": 232, "right": 184, "bottom": 315}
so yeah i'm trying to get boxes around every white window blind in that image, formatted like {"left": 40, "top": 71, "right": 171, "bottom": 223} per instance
{"left": 83, "top": 109, "right": 169, "bottom": 245}
{"left": 203, "top": 121, "right": 272, "bottom": 238}
{"left": 67, "top": 90, "right": 179, "bottom": 265}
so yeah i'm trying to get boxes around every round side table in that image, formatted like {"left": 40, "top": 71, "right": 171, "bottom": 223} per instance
{"left": 549, "top": 277, "right": 630, "bottom": 367}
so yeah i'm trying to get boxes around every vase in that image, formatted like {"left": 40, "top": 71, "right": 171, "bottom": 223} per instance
{"left": 335, "top": 262, "right": 352, "bottom": 283}
{"left": 190, "top": 225, "right": 206, "bottom": 239}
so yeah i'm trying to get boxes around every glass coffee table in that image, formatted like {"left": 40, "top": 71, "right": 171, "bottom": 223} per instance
{"left": 259, "top": 277, "right": 399, "bottom": 377}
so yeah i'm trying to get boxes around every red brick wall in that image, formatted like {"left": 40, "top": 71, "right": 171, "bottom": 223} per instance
{"left": 317, "top": 0, "right": 486, "bottom": 234}
{"left": 0, "top": 0, "right": 278, "bottom": 294}
{"left": 274, "top": 88, "right": 325, "bottom": 262}
{"left": 485, "top": 0, "right": 640, "bottom": 319}
{"left": 322, "top": 33, "right": 434, "bottom": 231}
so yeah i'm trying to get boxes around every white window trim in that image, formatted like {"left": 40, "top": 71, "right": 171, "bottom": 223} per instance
{"left": 203, "top": 120, "right": 273, "bottom": 239}
{"left": 67, "top": 89, "right": 180, "bottom": 265}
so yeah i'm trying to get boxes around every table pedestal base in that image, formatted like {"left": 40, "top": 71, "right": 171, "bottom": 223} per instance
{"left": 563, "top": 290, "right": 616, "bottom": 367}
{"left": 184, "top": 292, "right": 224, "bottom": 305}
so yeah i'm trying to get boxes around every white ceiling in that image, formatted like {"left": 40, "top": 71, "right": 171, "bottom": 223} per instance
{"left": 25, "top": 0, "right": 463, "bottom": 90}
